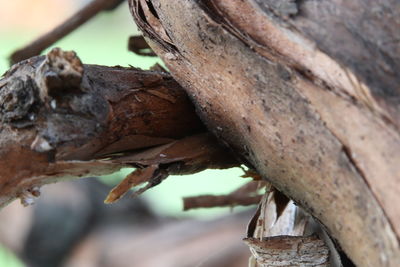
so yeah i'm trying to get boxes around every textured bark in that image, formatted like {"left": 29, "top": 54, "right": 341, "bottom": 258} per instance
{"left": 244, "top": 236, "right": 329, "bottom": 267}
{"left": 129, "top": 0, "right": 400, "bottom": 266}
{"left": 245, "top": 188, "right": 337, "bottom": 267}
{"left": 0, "top": 48, "right": 237, "bottom": 208}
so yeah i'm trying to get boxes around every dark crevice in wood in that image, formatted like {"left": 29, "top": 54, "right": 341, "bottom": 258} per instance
{"left": 341, "top": 144, "right": 399, "bottom": 245}
{"left": 285, "top": 0, "right": 400, "bottom": 125}
{"left": 145, "top": 0, "right": 160, "bottom": 19}
{"left": 198, "top": 0, "right": 400, "bottom": 132}
{"left": 131, "top": 0, "right": 179, "bottom": 54}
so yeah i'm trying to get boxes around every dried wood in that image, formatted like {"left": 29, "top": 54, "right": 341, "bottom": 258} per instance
{"left": 183, "top": 194, "right": 261, "bottom": 211}
{"left": 0, "top": 48, "right": 237, "bottom": 208}
{"left": 245, "top": 188, "right": 337, "bottom": 267}
{"left": 129, "top": 0, "right": 400, "bottom": 265}
{"left": 244, "top": 236, "right": 329, "bottom": 267}
{"left": 183, "top": 181, "right": 264, "bottom": 210}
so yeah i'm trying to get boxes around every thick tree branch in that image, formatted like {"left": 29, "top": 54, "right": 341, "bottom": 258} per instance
{"left": 129, "top": 0, "right": 400, "bottom": 266}
{"left": 0, "top": 48, "right": 237, "bottom": 208}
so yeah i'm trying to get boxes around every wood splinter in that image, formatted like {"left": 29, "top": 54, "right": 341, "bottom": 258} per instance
{"left": 104, "top": 133, "right": 239, "bottom": 203}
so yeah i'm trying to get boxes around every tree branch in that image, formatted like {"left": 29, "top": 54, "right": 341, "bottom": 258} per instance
{"left": 183, "top": 181, "right": 264, "bottom": 210}
{"left": 0, "top": 48, "right": 238, "bottom": 208}
{"left": 9, "top": 0, "right": 125, "bottom": 65}
{"left": 129, "top": 0, "right": 400, "bottom": 265}
{"left": 183, "top": 194, "right": 262, "bottom": 211}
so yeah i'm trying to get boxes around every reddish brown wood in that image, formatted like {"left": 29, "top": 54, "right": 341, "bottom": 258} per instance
{"left": 0, "top": 48, "right": 219, "bottom": 208}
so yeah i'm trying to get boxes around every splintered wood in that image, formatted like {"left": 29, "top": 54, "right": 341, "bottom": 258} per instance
{"left": 104, "top": 133, "right": 239, "bottom": 203}
{"left": 104, "top": 165, "right": 160, "bottom": 203}
{"left": 245, "top": 188, "right": 330, "bottom": 267}
{"left": 0, "top": 48, "right": 238, "bottom": 207}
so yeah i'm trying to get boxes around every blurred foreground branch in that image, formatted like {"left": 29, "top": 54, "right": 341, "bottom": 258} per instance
{"left": 9, "top": 0, "right": 125, "bottom": 65}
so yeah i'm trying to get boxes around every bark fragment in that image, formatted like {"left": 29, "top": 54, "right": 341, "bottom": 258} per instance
{"left": 244, "top": 236, "right": 329, "bottom": 267}
{"left": 245, "top": 187, "right": 333, "bottom": 267}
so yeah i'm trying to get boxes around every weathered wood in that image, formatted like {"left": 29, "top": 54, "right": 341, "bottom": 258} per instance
{"left": 183, "top": 181, "right": 264, "bottom": 211}
{"left": 245, "top": 188, "right": 338, "bottom": 267}
{"left": 129, "top": 0, "right": 400, "bottom": 266}
{"left": 244, "top": 236, "right": 329, "bottom": 267}
{"left": 1, "top": 48, "right": 238, "bottom": 208}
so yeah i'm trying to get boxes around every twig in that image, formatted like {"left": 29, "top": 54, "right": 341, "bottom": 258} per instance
{"left": 183, "top": 194, "right": 262, "bottom": 211}
{"left": 9, "top": 0, "right": 124, "bottom": 65}
{"left": 183, "top": 181, "right": 266, "bottom": 211}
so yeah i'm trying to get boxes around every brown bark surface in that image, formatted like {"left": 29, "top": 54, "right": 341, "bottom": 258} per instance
{"left": 129, "top": 0, "right": 400, "bottom": 266}
{"left": 244, "top": 236, "right": 329, "bottom": 267}
{"left": 0, "top": 48, "right": 238, "bottom": 208}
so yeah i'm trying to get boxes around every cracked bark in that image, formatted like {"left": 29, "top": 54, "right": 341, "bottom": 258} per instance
{"left": 0, "top": 48, "right": 237, "bottom": 208}
{"left": 129, "top": 0, "right": 400, "bottom": 266}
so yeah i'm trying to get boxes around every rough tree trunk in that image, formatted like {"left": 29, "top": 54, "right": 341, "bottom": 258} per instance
{"left": 129, "top": 0, "right": 400, "bottom": 266}
{"left": 1, "top": 1, "right": 399, "bottom": 266}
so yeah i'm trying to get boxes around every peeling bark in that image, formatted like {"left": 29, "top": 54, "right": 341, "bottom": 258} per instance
{"left": 0, "top": 48, "right": 237, "bottom": 208}
{"left": 244, "top": 236, "right": 329, "bottom": 267}
{"left": 129, "top": 0, "right": 400, "bottom": 266}
{"left": 245, "top": 188, "right": 333, "bottom": 267}
{"left": 2, "top": 1, "right": 400, "bottom": 265}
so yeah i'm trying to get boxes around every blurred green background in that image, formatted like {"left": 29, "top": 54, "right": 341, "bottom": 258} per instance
{"left": 0, "top": 1, "right": 250, "bottom": 266}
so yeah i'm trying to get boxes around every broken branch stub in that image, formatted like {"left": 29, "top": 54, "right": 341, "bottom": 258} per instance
{"left": 104, "top": 133, "right": 240, "bottom": 203}
{"left": 245, "top": 189, "right": 334, "bottom": 267}
{"left": 0, "top": 48, "right": 237, "bottom": 208}
{"left": 244, "top": 236, "right": 329, "bottom": 267}
{"left": 9, "top": 0, "right": 125, "bottom": 65}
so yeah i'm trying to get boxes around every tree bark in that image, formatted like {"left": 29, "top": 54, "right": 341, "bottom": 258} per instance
{"left": 0, "top": 48, "right": 238, "bottom": 208}
{"left": 129, "top": 0, "right": 400, "bottom": 266}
